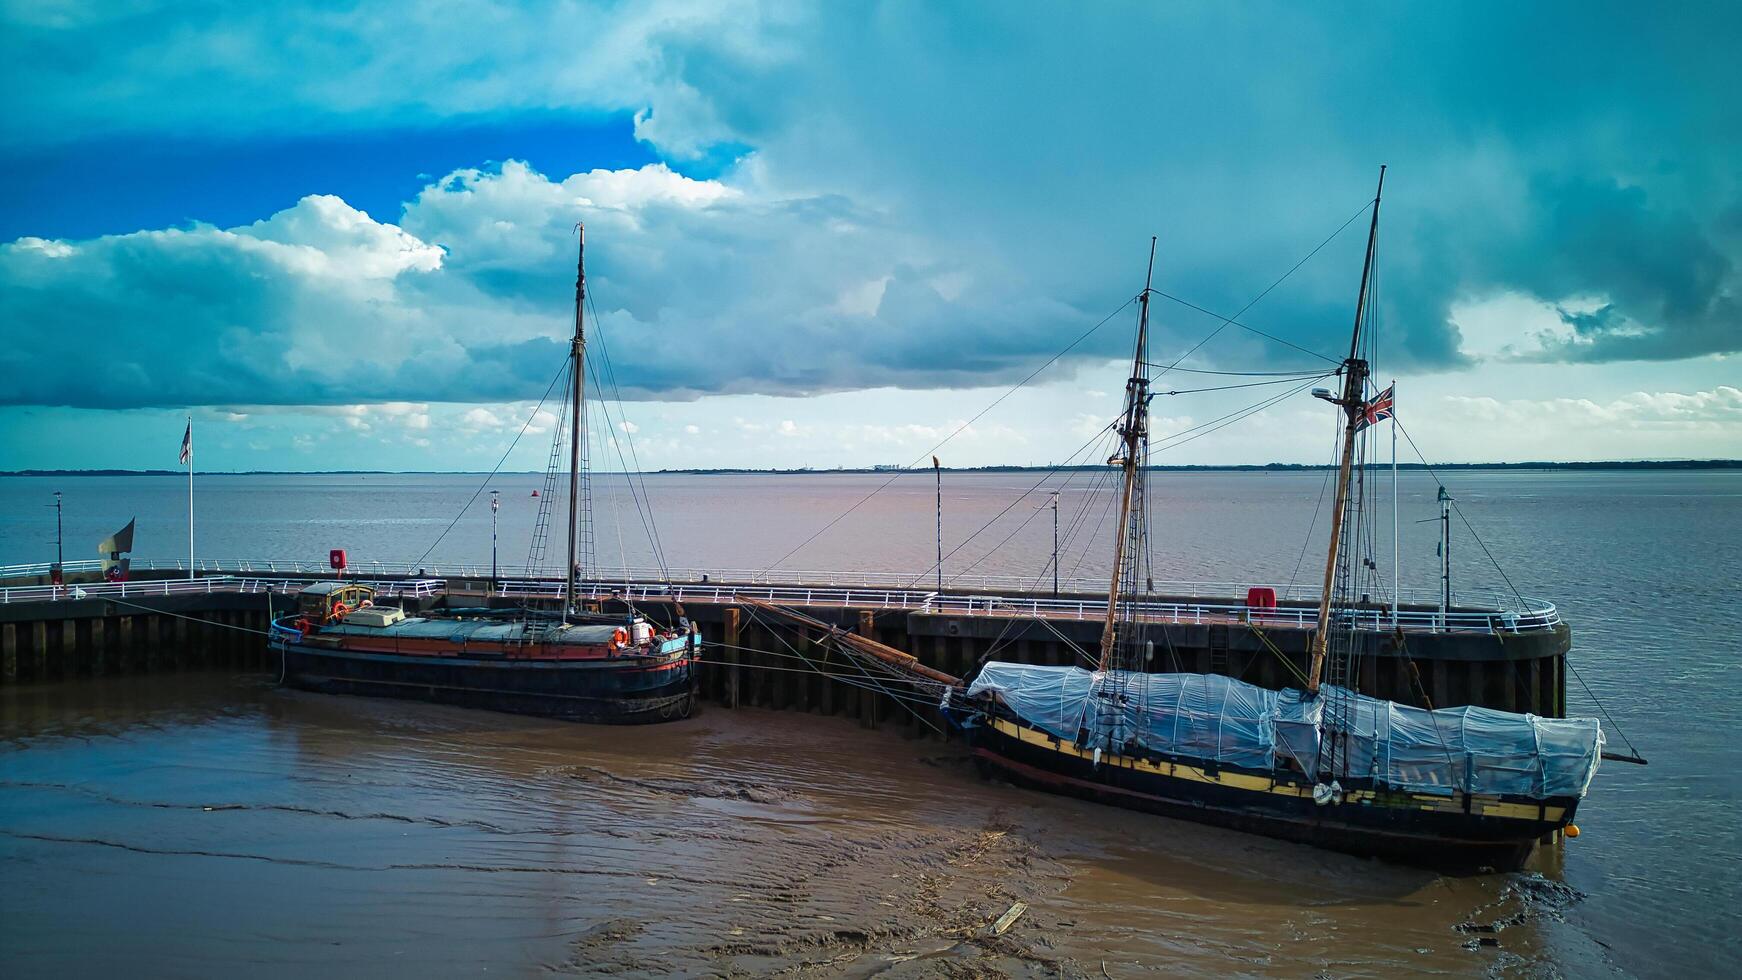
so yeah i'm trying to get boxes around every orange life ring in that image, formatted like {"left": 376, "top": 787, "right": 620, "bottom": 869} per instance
{"left": 332, "top": 602, "right": 351, "bottom": 619}
{"left": 611, "top": 627, "right": 630, "bottom": 648}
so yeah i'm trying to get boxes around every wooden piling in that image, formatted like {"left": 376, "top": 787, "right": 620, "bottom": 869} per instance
{"left": 119, "top": 616, "right": 135, "bottom": 674}
{"left": 59, "top": 619, "right": 75, "bottom": 681}
{"left": 2, "top": 623, "right": 16, "bottom": 683}
{"left": 857, "top": 610, "right": 878, "bottom": 730}
{"left": 724, "top": 606, "right": 741, "bottom": 709}
{"left": 91, "top": 618, "right": 108, "bottom": 676}
{"left": 32, "top": 622, "right": 48, "bottom": 682}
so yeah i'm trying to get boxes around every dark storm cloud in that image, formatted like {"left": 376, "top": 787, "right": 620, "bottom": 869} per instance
{"left": 1, "top": 2, "right": 1738, "bottom": 411}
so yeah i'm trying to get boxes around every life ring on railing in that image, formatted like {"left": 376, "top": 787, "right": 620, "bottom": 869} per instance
{"left": 332, "top": 602, "right": 351, "bottom": 620}
{"left": 295, "top": 617, "right": 312, "bottom": 634}
{"left": 611, "top": 627, "right": 630, "bottom": 649}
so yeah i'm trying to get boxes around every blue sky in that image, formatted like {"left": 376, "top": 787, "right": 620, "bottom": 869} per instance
{"left": 2, "top": 1, "right": 1737, "bottom": 471}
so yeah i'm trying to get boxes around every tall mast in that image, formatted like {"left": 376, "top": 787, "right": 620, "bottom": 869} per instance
{"left": 1305, "top": 166, "right": 1385, "bottom": 694}
{"left": 1097, "top": 237, "right": 1157, "bottom": 671}
{"left": 564, "top": 226, "right": 587, "bottom": 624}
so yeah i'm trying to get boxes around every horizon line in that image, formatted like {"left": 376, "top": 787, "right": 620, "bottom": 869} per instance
{"left": 4, "top": 459, "right": 1739, "bottom": 478}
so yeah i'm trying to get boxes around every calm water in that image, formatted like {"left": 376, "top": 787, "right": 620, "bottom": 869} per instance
{"left": 2, "top": 469, "right": 1738, "bottom": 977}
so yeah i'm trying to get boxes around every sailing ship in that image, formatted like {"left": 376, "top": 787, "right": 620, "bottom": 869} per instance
{"left": 269, "top": 227, "right": 701, "bottom": 724}
{"left": 939, "top": 169, "right": 1605, "bottom": 871}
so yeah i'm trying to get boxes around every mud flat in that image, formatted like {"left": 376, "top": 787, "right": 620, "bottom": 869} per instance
{"left": 1, "top": 673, "right": 1617, "bottom": 976}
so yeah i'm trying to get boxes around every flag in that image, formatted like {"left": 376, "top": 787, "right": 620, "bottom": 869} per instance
{"left": 1355, "top": 384, "right": 1394, "bottom": 432}
{"left": 179, "top": 420, "right": 192, "bottom": 465}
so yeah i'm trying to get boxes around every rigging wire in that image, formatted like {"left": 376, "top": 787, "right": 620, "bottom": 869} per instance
{"left": 1143, "top": 376, "right": 1331, "bottom": 459}
{"left": 741, "top": 605, "right": 947, "bottom": 733}
{"left": 1150, "top": 288, "right": 1342, "bottom": 366}
{"left": 1391, "top": 417, "right": 1644, "bottom": 759}
{"left": 1146, "top": 197, "right": 1375, "bottom": 374}
{"left": 969, "top": 457, "right": 1122, "bottom": 667}
{"left": 757, "top": 294, "right": 1140, "bottom": 576}
{"left": 1063, "top": 472, "right": 1122, "bottom": 583}
{"left": 939, "top": 431, "right": 1117, "bottom": 590}
{"left": 584, "top": 289, "right": 672, "bottom": 581}
{"left": 585, "top": 354, "right": 672, "bottom": 582}
{"left": 1155, "top": 375, "right": 1338, "bottom": 396}
{"left": 1285, "top": 440, "right": 1341, "bottom": 600}
{"left": 756, "top": 195, "right": 1375, "bottom": 581}
{"left": 906, "top": 422, "right": 1120, "bottom": 591}
{"left": 413, "top": 359, "right": 569, "bottom": 570}
{"left": 1140, "top": 364, "right": 1328, "bottom": 377}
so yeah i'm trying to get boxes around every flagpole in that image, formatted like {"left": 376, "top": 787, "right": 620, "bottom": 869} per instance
{"left": 187, "top": 414, "right": 195, "bottom": 580}
{"left": 1390, "top": 381, "right": 1398, "bottom": 626}
{"left": 933, "top": 455, "right": 942, "bottom": 592}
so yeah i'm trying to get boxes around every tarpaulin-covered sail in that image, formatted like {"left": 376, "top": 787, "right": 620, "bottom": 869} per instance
{"left": 966, "top": 663, "right": 1602, "bottom": 801}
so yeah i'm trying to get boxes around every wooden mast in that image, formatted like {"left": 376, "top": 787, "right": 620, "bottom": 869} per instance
{"left": 1305, "top": 166, "right": 1385, "bottom": 694}
{"left": 1097, "top": 237, "right": 1157, "bottom": 671}
{"left": 564, "top": 226, "right": 587, "bottom": 625}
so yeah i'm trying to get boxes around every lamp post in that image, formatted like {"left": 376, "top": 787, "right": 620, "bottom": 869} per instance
{"left": 490, "top": 489, "right": 500, "bottom": 596}
{"left": 1050, "top": 490, "right": 1060, "bottom": 598}
{"left": 932, "top": 456, "right": 942, "bottom": 592}
{"left": 50, "top": 490, "right": 63, "bottom": 591}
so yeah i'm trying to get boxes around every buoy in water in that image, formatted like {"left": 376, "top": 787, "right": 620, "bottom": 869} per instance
{"left": 1566, "top": 824, "right": 1581, "bottom": 839}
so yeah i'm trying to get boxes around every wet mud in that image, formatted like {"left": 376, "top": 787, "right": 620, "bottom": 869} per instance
{"left": 1, "top": 673, "right": 1622, "bottom": 977}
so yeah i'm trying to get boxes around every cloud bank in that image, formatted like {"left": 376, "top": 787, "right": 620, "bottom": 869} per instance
{"left": 2, "top": 2, "right": 1738, "bottom": 415}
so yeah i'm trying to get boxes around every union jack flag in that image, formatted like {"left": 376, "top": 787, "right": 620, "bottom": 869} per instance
{"left": 1355, "top": 384, "right": 1394, "bottom": 432}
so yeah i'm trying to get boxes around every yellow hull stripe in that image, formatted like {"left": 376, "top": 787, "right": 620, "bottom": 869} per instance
{"left": 987, "top": 718, "right": 1564, "bottom": 823}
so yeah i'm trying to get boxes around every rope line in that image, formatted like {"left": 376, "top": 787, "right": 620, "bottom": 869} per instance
{"left": 1392, "top": 417, "right": 1643, "bottom": 759}
{"left": 1147, "top": 197, "right": 1373, "bottom": 373}
{"left": 585, "top": 289, "right": 672, "bottom": 580}
{"left": 757, "top": 295, "right": 1140, "bottom": 575}
{"left": 414, "top": 360, "right": 569, "bottom": 570}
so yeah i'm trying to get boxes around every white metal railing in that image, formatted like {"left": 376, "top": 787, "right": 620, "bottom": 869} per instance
{"left": 0, "top": 577, "right": 446, "bottom": 605}
{"left": 0, "top": 557, "right": 1549, "bottom": 613}
{"left": 494, "top": 579, "right": 1559, "bottom": 635}
{"left": 0, "top": 562, "right": 1555, "bottom": 634}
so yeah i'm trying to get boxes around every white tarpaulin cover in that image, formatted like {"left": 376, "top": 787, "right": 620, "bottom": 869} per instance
{"left": 966, "top": 662, "right": 1602, "bottom": 800}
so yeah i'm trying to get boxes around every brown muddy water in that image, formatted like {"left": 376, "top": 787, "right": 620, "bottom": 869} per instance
{"left": 5, "top": 673, "right": 1603, "bottom": 978}
{"left": 4, "top": 469, "right": 1739, "bottom": 976}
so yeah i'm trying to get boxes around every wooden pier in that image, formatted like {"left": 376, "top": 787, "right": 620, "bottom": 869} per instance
{"left": 1, "top": 563, "right": 1569, "bottom": 733}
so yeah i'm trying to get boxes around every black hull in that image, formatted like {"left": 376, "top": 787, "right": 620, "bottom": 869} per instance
{"left": 968, "top": 720, "right": 1575, "bottom": 874}
{"left": 276, "top": 642, "right": 696, "bottom": 725}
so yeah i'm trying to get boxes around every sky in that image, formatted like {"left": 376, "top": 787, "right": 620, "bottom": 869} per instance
{"left": 1, "top": 1, "right": 1738, "bottom": 472}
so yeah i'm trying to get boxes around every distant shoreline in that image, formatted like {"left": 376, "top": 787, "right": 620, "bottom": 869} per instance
{"left": 5, "top": 459, "right": 1738, "bottom": 477}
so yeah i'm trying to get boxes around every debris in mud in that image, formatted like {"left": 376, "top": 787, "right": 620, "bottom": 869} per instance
{"left": 672, "top": 818, "right": 1079, "bottom": 977}
{"left": 991, "top": 902, "right": 1029, "bottom": 936}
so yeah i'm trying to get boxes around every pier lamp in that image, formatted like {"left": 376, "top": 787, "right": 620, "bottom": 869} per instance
{"left": 49, "top": 491, "right": 64, "bottom": 589}
{"left": 490, "top": 490, "right": 500, "bottom": 596}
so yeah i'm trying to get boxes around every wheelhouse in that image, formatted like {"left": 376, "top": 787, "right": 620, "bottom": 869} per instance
{"left": 298, "top": 582, "right": 376, "bottom": 623}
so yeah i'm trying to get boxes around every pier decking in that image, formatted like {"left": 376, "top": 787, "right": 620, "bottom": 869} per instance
{"left": 0, "top": 559, "right": 1570, "bottom": 724}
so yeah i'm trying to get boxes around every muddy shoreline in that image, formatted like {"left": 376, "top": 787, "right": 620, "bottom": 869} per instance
{"left": 2, "top": 673, "right": 1616, "bottom": 977}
